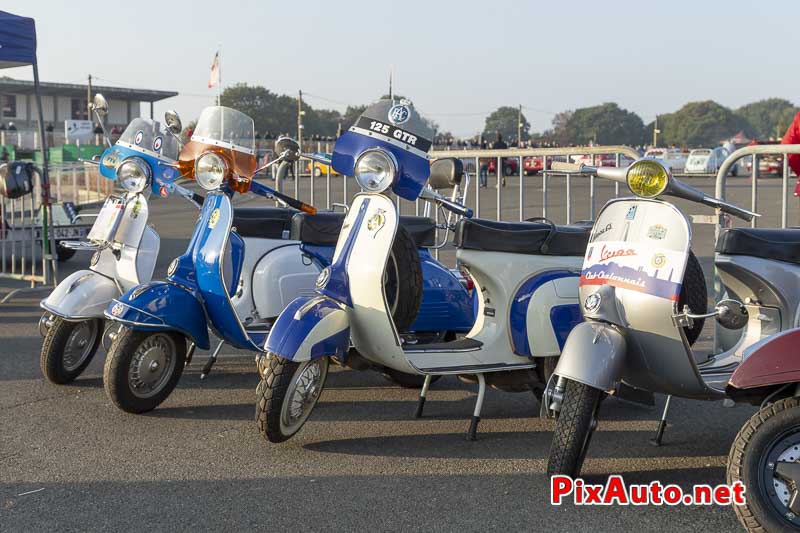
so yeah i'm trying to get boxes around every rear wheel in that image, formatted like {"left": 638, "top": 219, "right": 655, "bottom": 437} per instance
{"left": 533, "top": 356, "right": 559, "bottom": 401}
{"left": 728, "top": 397, "right": 800, "bottom": 532}
{"left": 103, "top": 328, "right": 186, "bottom": 413}
{"left": 547, "top": 379, "right": 603, "bottom": 477}
{"left": 256, "top": 354, "right": 329, "bottom": 443}
{"left": 40, "top": 317, "right": 102, "bottom": 384}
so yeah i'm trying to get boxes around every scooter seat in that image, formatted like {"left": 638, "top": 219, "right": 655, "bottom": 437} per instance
{"left": 717, "top": 227, "right": 800, "bottom": 264}
{"left": 232, "top": 207, "right": 296, "bottom": 239}
{"left": 291, "top": 212, "right": 437, "bottom": 248}
{"left": 454, "top": 218, "right": 590, "bottom": 256}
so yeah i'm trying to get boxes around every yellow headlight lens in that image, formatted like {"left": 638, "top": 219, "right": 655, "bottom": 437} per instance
{"left": 627, "top": 160, "right": 669, "bottom": 198}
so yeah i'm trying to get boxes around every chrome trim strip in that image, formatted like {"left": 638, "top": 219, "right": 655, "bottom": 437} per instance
{"left": 349, "top": 126, "right": 431, "bottom": 160}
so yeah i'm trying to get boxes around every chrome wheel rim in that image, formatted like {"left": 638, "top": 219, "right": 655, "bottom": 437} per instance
{"left": 763, "top": 429, "right": 800, "bottom": 526}
{"left": 280, "top": 358, "right": 328, "bottom": 436}
{"left": 63, "top": 320, "right": 98, "bottom": 372}
{"left": 128, "top": 334, "right": 177, "bottom": 399}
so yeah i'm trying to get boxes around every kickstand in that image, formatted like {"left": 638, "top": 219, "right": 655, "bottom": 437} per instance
{"left": 201, "top": 340, "right": 225, "bottom": 379}
{"left": 414, "top": 375, "right": 433, "bottom": 418}
{"left": 466, "top": 373, "right": 486, "bottom": 441}
{"left": 650, "top": 395, "right": 672, "bottom": 447}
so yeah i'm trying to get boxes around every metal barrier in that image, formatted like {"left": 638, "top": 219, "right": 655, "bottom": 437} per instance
{"left": 0, "top": 166, "right": 54, "bottom": 294}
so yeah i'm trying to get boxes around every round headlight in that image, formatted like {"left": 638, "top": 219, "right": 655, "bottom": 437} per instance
{"left": 627, "top": 159, "right": 670, "bottom": 198}
{"left": 117, "top": 158, "right": 151, "bottom": 193}
{"left": 354, "top": 149, "right": 397, "bottom": 193}
{"left": 195, "top": 152, "right": 227, "bottom": 190}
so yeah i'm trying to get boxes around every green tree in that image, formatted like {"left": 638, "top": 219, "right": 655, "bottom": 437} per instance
{"left": 483, "top": 106, "right": 530, "bottom": 142}
{"left": 655, "top": 100, "right": 753, "bottom": 147}
{"left": 560, "top": 103, "right": 644, "bottom": 146}
{"left": 735, "top": 98, "right": 799, "bottom": 140}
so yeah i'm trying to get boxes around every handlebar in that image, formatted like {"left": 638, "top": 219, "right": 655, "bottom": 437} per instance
{"left": 251, "top": 172, "right": 316, "bottom": 214}
{"left": 418, "top": 187, "right": 473, "bottom": 218}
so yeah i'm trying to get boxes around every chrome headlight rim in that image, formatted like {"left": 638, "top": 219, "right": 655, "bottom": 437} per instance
{"left": 117, "top": 157, "right": 151, "bottom": 193}
{"left": 626, "top": 159, "right": 671, "bottom": 199}
{"left": 195, "top": 152, "right": 228, "bottom": 191}
{"left": 354, "top": 148, "right": 398, "bottom": 193}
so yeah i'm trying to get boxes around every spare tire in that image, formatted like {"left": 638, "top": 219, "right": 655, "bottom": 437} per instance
{"left": 678, "top": 250, "right": 707, "bottom": 346}
{"left": 384, "top": 226, "right": 423, "bottom": 332}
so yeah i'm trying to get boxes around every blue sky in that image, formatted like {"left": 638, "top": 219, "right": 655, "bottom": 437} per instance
{"left": 3, "top": 0, "right": 799, "bottom": 135}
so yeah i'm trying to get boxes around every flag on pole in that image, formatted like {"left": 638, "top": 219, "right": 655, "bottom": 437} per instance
{"left": 208, "top": 51, "right": 220, "bottom": 89}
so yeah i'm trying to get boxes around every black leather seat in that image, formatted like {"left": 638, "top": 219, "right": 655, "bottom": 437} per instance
{"left": 232, "top": 207, "right": 295, "bottom": 239}
{"left": 291, "top": 212, "right": 437, "bottom": 248}
{"left": 454, "top": 218, "right": 590, "bottom": 256}
{"left": 716, "top": 227, "right": 800, "bottom": 265}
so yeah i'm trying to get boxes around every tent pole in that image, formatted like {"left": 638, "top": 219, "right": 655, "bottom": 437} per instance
{"left": 33, "top": 61, "right": 55, "bottom": 285}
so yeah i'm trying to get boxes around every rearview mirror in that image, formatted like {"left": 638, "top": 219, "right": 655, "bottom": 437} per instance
{"left": 91, "top": 93, "right": 109, "bottom": 116}
{"left": 275, "top": 136, "right": 300, "bottom": 162}
{"left": 716, "top": 299, "right": 748, "bottom": 330}
{"left": 164, "top": 110, "right": 182, "bottom": 135}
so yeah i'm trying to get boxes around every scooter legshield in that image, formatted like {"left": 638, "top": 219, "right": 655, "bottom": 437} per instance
{"left": 41, "top": 269, "right": 119, "bottom": 319}
{"left": 264, "top": 296, "right": 350, "bottom": 363}
{"left": 105, "top": 281, "right": 210, "bottom": 350}
{"left": 554, "top": 321, "right": 626, "bottom": 392}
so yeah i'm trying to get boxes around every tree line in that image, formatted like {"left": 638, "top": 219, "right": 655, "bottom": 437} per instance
{"left": 217, "top": 83, "right": 798, "bottom": 148}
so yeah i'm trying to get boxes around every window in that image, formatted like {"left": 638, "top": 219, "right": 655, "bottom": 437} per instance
{"left": 1, "top": 94, "right": 17, "bottom": 118}
{"left": 71, "top": 97, "right": 88, "bottom": 120}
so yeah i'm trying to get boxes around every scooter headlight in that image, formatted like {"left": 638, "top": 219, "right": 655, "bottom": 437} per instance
{"left": 627, "top": 159, "right": 670, "bottom": 198}
{"left": 354, "top": 149, "right": 397, "bottom": 193}
{"left": 117, "top": 158, "right": 151, "bottom": 193}
{"left": 195, "top": 152, "right": 228, "bottom": 191}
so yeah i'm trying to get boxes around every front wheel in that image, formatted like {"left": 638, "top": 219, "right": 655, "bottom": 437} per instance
{"left": 103, "top": 328, "right": 186, "bottom": 413}
{"left": 40, "top": 317, "right": 102, "bottom": 384}
{"left": 256, "top": 355, "right": 329, "bottom": 443}
{"left": 547, "top": 379, "right": 603, "bottom": 477}
{"left": 728, "top": 396, "right": 800, "bottom": 532}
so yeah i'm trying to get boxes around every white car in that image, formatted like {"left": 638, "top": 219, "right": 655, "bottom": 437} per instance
{"left": 685, "top": 147, "right": 732, "bottom": 174}
{"left": 643, "top": 147, "right": 687, "bottom": 173}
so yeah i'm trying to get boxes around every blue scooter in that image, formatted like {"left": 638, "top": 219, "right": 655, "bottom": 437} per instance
{"left": 103, "top": 106, "right": 474, "bottom": 413}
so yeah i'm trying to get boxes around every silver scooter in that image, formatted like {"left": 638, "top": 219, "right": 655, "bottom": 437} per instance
{"left": 543, "top": 159, "right": 800, "bottom": 532}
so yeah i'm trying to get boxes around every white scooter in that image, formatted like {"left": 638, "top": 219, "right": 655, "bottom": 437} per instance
{"left": 38, "top": 97, "right": 197, "bottom": 384}
{"left": 257, "top": 99, "right": 591, "bottom": 442}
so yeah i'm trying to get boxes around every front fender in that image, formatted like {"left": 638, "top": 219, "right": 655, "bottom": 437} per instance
{"left": 41, "top": 269, "right": 119, "bottom": 319}
{"left": 265, "top": 295, "right": 350, "bottom": 363}
{"left": 105, "top": 281, "right": 210, "bottom": 349}
{"left": 729, "top": 328, "right": 800, "bottom": 390}
{"left": 554, "top": 321, "right": 626, "bottom": 392}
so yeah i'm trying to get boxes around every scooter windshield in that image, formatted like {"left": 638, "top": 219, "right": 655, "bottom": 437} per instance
{"left": 116, "top": 118, "right": 180, "bottom": 161}
{"left": 331, "top": 99, "right": 434, "bottom": 200}
{"left": 179, "top": 106, "right": 256, "bottom": 181}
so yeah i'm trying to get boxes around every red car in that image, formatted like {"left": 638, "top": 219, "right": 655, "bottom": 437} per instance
{"left": 485, "top": 157, "right": 518, "bottom": 176}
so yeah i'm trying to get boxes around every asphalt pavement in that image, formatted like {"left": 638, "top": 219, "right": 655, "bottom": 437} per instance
{"left": 1, "top": 174, "right": 783, "bottom": 532}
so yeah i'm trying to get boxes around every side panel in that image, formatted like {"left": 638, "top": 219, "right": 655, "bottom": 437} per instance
{"left": 554, "top": 321, "right": 627, "bottom": 392}
{"left": 250, "top": 243, "right": 321, "bottom": 320}
{"left": 106, "top": 281, "right": 210, "bottom": 349}
{"left": 42, "top": 270, "right": 119, "bottom": 319}
{"left": 265, "top": 296, "right": 350, "bottom": 362}
{"left": 730, "top": 328, "right": 800, "bottom": 389}
{"left": 409, "top": 249, "right": 474, "bottom": 333}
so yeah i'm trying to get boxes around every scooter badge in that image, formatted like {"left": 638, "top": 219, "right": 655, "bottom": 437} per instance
{"left": 647, "top": 224, "right": 667, "bottom": 240}
{"left": 111, "top": 302, "right": 125, "bottom": 316}
{"left": 651, "top": 253, "right": 667, "bottom": 268}
{"left": 584, "top": 292, "right": 601, "bottom": 312}
{"left": 367, "top": 209, "right": 386, "bottom": 232}
{"left": 388, "top": 103, "right": 411, "bottom": 125}
{"left": 208, "top": 208, "right": 221, "bottom": 229}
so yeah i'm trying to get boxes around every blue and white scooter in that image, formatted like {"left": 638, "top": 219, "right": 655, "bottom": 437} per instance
{"left": 38, "top": 95, "right": 197, "bottom": 384}
{"left": 103, "top": 106, "right": 474, "bottom": 414}
{"left": 258, "top": 99, "right": 590, "bottom": 442}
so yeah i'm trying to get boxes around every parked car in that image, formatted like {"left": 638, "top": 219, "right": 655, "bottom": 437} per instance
{"left": 745, "top": 156, "right": 785, "bottom": 176}
{"left": 569, "top": 154, "right": 634, "bottom": 168}
{"left": 643, "top": 147, "right": 687, "bottom": 173}
{"left": 523, "top": 156, "right": 544, "bottom": 175}
{"left": 305, "top": 160, "right": 341, "bottom": 177}
{"left": 685, "top": 147, "right": 733, "bottom": 175}
{"left": 486, "top": 157, "right": 518, "bottom": 176}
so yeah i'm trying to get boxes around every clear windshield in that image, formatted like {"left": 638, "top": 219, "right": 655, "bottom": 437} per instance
{"left": 191, "top": 106, "right": 255, "bottom": 155}
{"left": 118, "top": 118, "right": 179, "bottom": 160}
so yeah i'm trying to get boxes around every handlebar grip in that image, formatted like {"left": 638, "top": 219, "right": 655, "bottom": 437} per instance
{"left": 551, "top": 162, "right": 583, "bottom": 172}
{"left": 439, "top": 197, "right": 473, "bottom": 218}
{"left": 719, "top": 202, "right": 759, "bottom": 222}
{"left": 272, "top": 189, "right": 317, "bottom": 214}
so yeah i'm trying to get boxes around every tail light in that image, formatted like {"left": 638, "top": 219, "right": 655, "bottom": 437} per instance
{"left": 450, "top": 268, "right": 475, "bottom": 291}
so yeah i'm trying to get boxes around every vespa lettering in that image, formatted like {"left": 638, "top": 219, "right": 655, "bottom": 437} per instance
{"left": 590, "top": 223, "right": 612, "bottom": 242}
{"left": 599, "top": 245, "right": 636, "bottom": 262}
